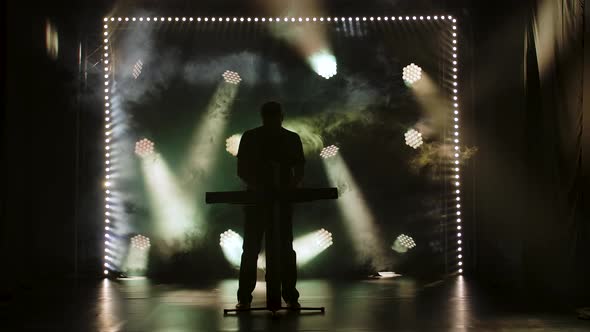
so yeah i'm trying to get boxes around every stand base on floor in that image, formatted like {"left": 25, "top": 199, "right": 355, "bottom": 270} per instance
{"left": 223, "top": 306, "right": 325, "bottom": 315}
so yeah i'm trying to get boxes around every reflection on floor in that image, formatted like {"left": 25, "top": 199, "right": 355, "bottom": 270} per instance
{"left": 5, "top": 277, "right": 589, "bottom": 331}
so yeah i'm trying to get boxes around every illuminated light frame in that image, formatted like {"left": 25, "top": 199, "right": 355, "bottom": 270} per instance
{"left": 101, "top": 14, "right": 463, "bottom": 276}
{"left": 103, "top": 20, "right": 113, "bottom": 276}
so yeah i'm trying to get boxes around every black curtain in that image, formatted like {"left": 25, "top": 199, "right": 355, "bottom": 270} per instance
{"left": 523, "top": 0, "right": 587, "bottom": 297}
{"left": 469, "top": 0, "right": 588, "bottom": 300}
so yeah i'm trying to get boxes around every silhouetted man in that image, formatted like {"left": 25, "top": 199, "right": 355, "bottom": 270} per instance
{"left": 236, "top": 101, "right": 304, "bottom": 310}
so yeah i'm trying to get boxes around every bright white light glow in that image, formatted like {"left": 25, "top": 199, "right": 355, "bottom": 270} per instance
{"left": 219, "top": 229, "right": 244, "bottom": 267}
{"left": 377, "top": 271, "right": 400, "bottom": 278}
{"left": 220, "top": 228, "right": 333, "bottom": 269}
{"left": 225, "top": 134, "right": 242, "bottom": 157}
{"left": 293, "top": 229, "right": 333, "bottom": 266}
{"left": 307, "top": 49, "right": 337, "bottom": 79}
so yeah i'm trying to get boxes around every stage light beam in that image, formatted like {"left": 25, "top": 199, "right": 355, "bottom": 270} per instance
{"left": 219, "top": 229, "right": 333, "bottom": 269}
{"left": 293, "top": 228, "right": 333, "bottom": 266}
{"left": 323, "top": 154, "right": 391, "bottom": 270}
{"left": 122, "top": 234, "right": 151, "bottom": 276}
{"left": 182, "top": 79, "right": 240, "bottom": 187}
{"left": 141, "top": 153, "right": 198, "bottom": 243}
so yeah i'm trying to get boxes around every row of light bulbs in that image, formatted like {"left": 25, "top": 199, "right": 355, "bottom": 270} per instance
{"left": 103, "top": 40, "right": 115, "bottom": 276}
{"left": 451, "top": 39, "right": 463, "bottom": 275}
{"left": 103, "top": 16, "right": 457, "bottom": 23}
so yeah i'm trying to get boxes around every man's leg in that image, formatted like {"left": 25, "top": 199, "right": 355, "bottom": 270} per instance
{"left": 237, "top": 205, "right": 264, "bottom": 304}
{"left": 264, "top": 203, "right": 282, "bottom": 309}
{"left": 280, "top": 204, "right": 300, "bottom": 303}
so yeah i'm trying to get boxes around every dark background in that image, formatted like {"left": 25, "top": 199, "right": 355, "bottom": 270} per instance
{"left": 2, "top": 0, "right": 588, "bottom": 301}
{"left": 112, "top": 19, "right": 452, "bottom": 279}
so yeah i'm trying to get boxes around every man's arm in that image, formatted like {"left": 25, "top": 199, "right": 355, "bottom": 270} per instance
{"left": 237, "top": 158, "right": 258, "bottom": 188}
{"left": 237, "top": 132, "right": 258, "bottom": 188}
{"left": 291, "top": 134, "right": 305, "bottom": 188}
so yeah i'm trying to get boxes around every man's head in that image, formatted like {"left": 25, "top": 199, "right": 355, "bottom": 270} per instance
{"left": 260, "top": 101, "right": 283, "bottom": 128}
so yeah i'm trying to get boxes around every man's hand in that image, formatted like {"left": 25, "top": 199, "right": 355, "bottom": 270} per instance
{"left": 291, "top": 163, "right": 304, "bottom": 189}
{"left": 288, "top": 177, "right": 303, "bottom": 189}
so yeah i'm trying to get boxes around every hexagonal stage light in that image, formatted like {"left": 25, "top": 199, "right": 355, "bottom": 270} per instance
{"left": 222, "top": 70, "right": 242, "bottom": 84}
{"left": 130, "top": 234, "right": 151, "bottom": 250}
{"left": 404, "top": 129, "right": 423, "bottom": 149}
{"left": 320, "top": 145, "right": 339, "bottom": 159}
{"left": 315, "top": 228, "right": 333, "bottom": 249}
{"left": 402, "top": 63, "right": 422, "bottom": 85}
{"left": 132, "top": 59, "right": 143, "bottom": 79}
{"left": 391, "top": 234, "right": 416, "bottom": 253}
{"left": 134, "top": 138, "right": 154, "bottom": 157}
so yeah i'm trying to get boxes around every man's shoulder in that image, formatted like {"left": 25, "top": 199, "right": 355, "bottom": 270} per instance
{"left": 243, "top": 126, "right": 300, "bottom": 141}
{"left": 243, "top": 126, "right": 264, "bottom": 137}
{"left": 281, "top": 127, "right": 301, "bottom": 139}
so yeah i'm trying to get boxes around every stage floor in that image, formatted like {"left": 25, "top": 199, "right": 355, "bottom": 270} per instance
{"left": 4, "top": 277, "right": 588, "bottom": 331}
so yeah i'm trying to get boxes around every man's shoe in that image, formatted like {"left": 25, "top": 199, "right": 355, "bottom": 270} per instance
{"left": 267, "top": 301, "right": 282, "bottom": 312}
{"left": 235, "top": 302, "right": 250, "bottom": 310}
{"left": 286, "top": 301, "right": 301, "bottom": 309}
